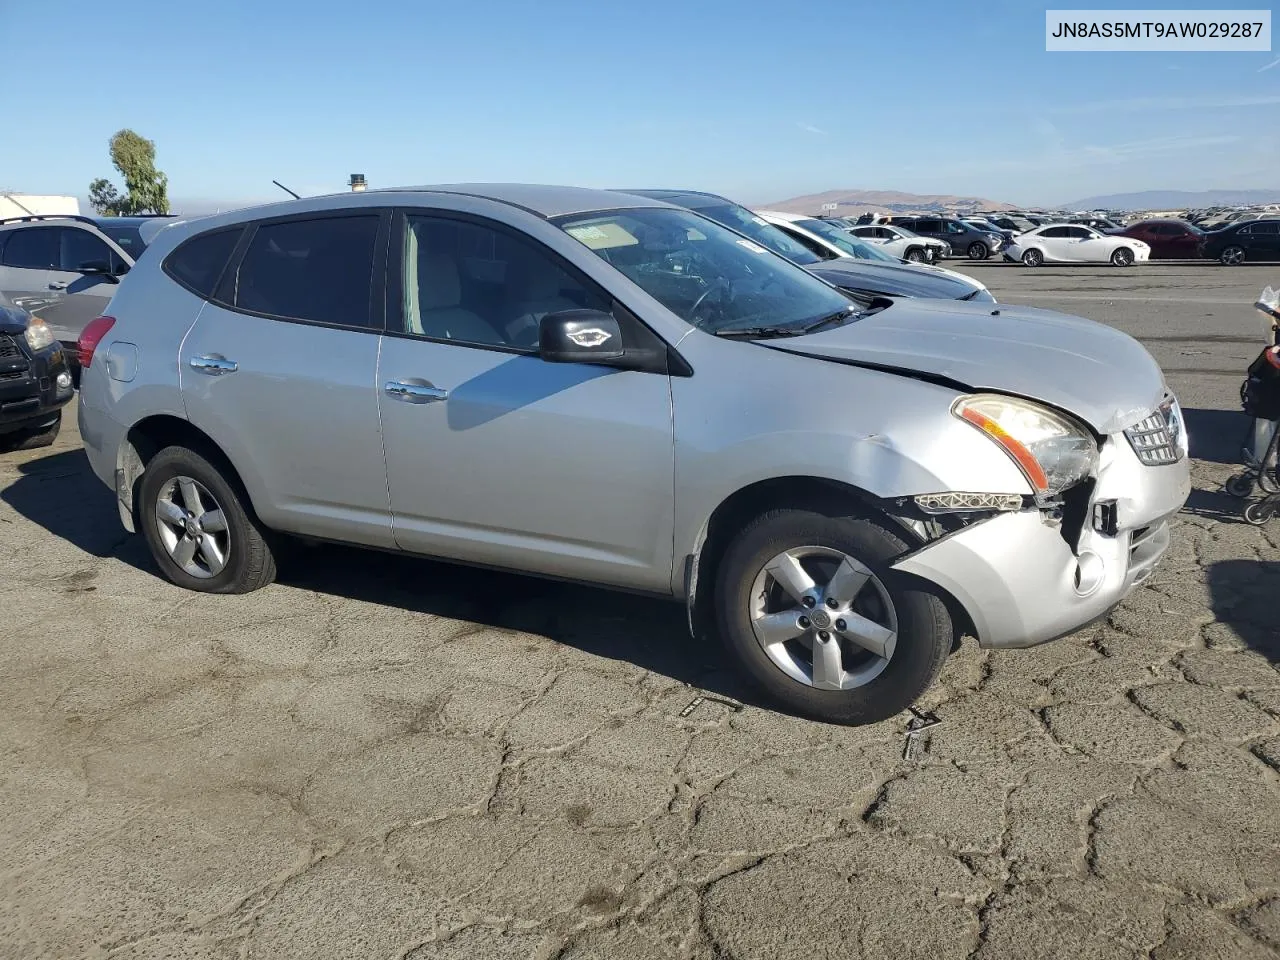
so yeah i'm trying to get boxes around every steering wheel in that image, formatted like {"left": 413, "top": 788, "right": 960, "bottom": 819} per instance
{"left": 690, "top": 277, "right": 730, "bottom": 321}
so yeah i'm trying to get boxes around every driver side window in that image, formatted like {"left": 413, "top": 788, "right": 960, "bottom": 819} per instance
{"left": 401, "top": 214, "right": 611, "bottom": 350}
{"left": 59, "top": 228, "right": 115, "bottom": 273}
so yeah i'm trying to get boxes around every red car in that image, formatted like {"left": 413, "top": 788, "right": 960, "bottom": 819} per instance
{"left": 1107, "top": 219, "right": 1205, "bottom": 259}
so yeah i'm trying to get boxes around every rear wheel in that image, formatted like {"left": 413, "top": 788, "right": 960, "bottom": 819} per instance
{"left": 1022, "top": 248, "right": 1044, "bottom": 267}
{"left": 1110, "top": 247, "right": 1135, "bottom": 267}
{"left": 1243, "top": 501, "right": 1273, "bottom": 526}
{"left": 967, "top": 241, "right": 989, "bottom": 260}
{"left": 138, "top": 445, "right": 277, "bottom": 593}
{"left": 0, "top": 412, "right": 61, "bottom": 453}
{"left": 715, "top": 508, "right": 953, "bottom": 725}
{"left": 1220, "top": 245, "right": 1247, "bottom": 266}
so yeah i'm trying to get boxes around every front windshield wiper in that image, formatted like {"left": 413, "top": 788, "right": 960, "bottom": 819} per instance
{"left": 712, "top": 306, "right": 865, "bottom": 340}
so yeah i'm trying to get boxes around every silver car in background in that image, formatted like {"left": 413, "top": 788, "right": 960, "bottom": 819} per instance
{"left": 78, "top": 185, "right": 1191, "bottom": 724}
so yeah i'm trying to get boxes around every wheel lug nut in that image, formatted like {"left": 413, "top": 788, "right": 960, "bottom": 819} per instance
{"left": 798, "top": 616, "right": 810, "bottom": 629}
{"left": 825, "top": 597, "right": 838, "bottom": 609}
{"left": 835, "top": 619, "right": 847, "bottom": 631}
{"left": 818, "top": 631, "right": 830, "bottom": 641}
{"left": 801, "top": 596, "right": 816, "bottom": 608}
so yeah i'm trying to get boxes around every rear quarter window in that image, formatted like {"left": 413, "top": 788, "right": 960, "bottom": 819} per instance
{"left": 163, "top": 228, "right": 243, "bottom": 298}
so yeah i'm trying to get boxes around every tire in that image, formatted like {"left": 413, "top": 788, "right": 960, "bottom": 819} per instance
{"left": 904, "top": 247, "right": 926, "bottom": 263}
{"left": 1110, "top": 247, "right": 1134, "bottom": 267}
{"left": 1022, "top": 248, "right": 1044, "bottom": 267}
{"left": 714, "top": 508, "right": 953, "bottom": 725}
{"left": 0, "top": 412, "right": 60, "bottom": 452}
{"left": 967, "top": 241, "right": 989, "bottom": 261}
{"left": 138, "top": 445, "right": 277, "bottom": 593}
{"left": 1243, "top": 501, "right": 1273, "bottom": 526}
{"left": 1220, "top": 245, "right": 1247, "bottom": 266}
{"left": 1225, "top": 474, "right": 1255, "bottom": 498}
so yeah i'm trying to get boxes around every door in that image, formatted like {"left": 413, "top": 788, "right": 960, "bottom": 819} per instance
{"left": 377, "top": 211, "right": 676, "bottom": 592}
{"left": 1035, "top": 226, "right": 1070, "bottom": 261}
{"left": 1072, "top": 227, "right": 1110, "bottom": 261}
{"left": 0, "top": 226, "right": 59, "bottom": 321}
{"left": 179, "top": 211, "right": 394, "bottom": 547}
{"left": 41, "top": 227, "right": 124, "bottom": 346}
{"left": 1250, "top": 221, "right": 1280, "bottom": 260}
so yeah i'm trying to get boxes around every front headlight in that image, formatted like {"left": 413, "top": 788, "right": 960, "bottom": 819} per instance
{"left": 953, "top": 394, "right": 1099, "bottom": 496}
{"left": 24, "top": 319, "right": 55, "bottom": 352}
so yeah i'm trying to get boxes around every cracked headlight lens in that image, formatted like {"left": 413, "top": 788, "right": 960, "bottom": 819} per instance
{"left": 953, "top": 394, "right": 1099, "bottom": 496}
{"left": 24, "top": 318, "right": 55, "bottom": 352}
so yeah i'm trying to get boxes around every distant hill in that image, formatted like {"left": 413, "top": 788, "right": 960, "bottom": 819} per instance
{"left": 1064, "top": 189, "right": 1280, "bottom": 211}
{"left": 763, "top": 189, "right": 1016, "bottom": 216}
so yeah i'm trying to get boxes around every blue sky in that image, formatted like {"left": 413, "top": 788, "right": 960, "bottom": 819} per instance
{"left": 2, "top": 0, "right": 1277, "bottom": 211}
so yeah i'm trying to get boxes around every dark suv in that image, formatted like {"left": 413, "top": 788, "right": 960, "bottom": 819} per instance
{"left": 0, "top": 292, "right": 74, "bottom": 451}
{"left": 889, "top": 216, "right": 1004, "bottom": 260}
{"left": 0, "top": 214, "right": 173, "bottom": 380}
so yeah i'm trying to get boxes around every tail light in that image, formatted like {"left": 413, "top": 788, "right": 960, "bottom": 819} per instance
{"left": 77, "top": 315, "right": 116, "bottom": 368}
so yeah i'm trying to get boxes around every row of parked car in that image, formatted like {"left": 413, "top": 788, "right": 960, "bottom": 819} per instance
{"left": 2, "top": 182, "right": 1191, "bottom": 726}
{"left": 826, "top": 208, "right": 1280, "bottom": 267}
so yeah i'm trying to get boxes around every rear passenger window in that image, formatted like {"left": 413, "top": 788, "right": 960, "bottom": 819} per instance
{"left": 233, "top": 216, "right": 379, "bottom": 327}
{"left": 166, "top": 228, "right": 241, "bottom": 297}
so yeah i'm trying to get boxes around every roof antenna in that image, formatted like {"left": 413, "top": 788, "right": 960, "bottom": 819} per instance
{"left": 272, "top": 180, "right": 301, "bottom": 200}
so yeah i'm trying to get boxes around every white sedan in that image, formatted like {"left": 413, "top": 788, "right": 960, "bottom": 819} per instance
{"left": 847, "top": 224, "right": 947, "bottom": 263}
{"left": 1008, "top": 224, "right": 1150, "bottom": 267}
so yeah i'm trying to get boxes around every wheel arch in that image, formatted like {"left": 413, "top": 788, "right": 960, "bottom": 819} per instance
{"left": 116, "top": 414, "right": 257, "bottom": 533}
{"left": 681, "top": 475, "right": 967, "bottom": 643}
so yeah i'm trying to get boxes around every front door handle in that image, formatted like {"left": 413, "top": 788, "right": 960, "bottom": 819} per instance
{"left": 48, "top": 281, "right": 68, "bottom": 291}
{"left": 189, "top": 355, "right": 238, "bottom": 376}
{"left": 384, "top": 379, "right": 448, "bottom": 403}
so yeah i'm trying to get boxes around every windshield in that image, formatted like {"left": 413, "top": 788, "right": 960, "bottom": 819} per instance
{"left": 793, "top": 218, "right": 899, "bottom": 263}
{"left": 695, "top": 202, "right": 821, "bottom": 266}
{"left": 557, "top": 207, "right": 859, "bottom": 335}
{"left": 95, "top": 223, "right": 147, "bottom": 260}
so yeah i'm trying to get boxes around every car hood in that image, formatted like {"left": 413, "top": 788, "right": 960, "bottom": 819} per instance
{"left": 807, "top": 259, "right": 981, "bottom": 300}
{"left": 766, "top": 298, "right": 1167, "bottom": 434}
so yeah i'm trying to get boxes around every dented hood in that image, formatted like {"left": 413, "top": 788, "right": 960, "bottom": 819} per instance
{"left": 773, "top": 298, "right": 1168, "bottom": 435}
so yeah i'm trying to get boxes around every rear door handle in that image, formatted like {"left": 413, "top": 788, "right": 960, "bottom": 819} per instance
{"left": 384, "top": 379, "right": 448, "bottom": 403}
{"left": 47, "top": 281, "right": 67, "bottom": 291}
{"left": 189, "top": 355, "right": 238, "bottom": 375}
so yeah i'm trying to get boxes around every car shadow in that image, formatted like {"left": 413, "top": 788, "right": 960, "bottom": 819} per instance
{"left": 1184, "top": 407, "right": 1251, "bottom": 464}
{"left": 1, "top": 446, "right": 763, "bottom": 709}
{"left": 1206, "top": 559, "right": 1280, "bottom": 664}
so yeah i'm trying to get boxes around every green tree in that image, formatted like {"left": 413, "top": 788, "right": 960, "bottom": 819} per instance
{"left": 88, "top": 129, "right": 170, "bottom": 216}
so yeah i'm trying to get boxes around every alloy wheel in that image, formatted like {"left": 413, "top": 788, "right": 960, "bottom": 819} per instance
{"left": 154, "top": 476, "right": 230, "bottom": 579}
{"left": 748, "top": 546, "right": 898, "bottom": 690}
{"left": 1222, "top": 246, "right": 1246, "bottom": 265}
{"left": 1112, "top": 247, "right": 1133, "bottom": 266}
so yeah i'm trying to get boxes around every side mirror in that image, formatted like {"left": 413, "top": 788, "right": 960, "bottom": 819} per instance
{"left": 539, "top": 309, "right": 625, "bottom": 364}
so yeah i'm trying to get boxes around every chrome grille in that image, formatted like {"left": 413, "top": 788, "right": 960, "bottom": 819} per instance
{"left": 1124, "top": 396, "right": 1186, "bottom": 466}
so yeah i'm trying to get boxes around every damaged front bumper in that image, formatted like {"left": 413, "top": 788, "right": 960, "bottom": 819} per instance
{"left": 892, "top": 432, "right": 1191, "bottom": 649}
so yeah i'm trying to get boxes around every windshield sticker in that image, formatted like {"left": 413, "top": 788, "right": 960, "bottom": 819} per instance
{"left": 565, "top": 222, "right": 638, "bottom": 250}
{"left": 735, "top": 238, "right": 767, "bottom": 254}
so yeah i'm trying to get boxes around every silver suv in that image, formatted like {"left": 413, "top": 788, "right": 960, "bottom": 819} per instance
{"left": 78, "top": 185, "right": 1191, "bottom": 724}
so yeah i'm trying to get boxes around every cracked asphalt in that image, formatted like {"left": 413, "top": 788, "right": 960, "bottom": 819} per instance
{"left": 2, "top": 261, "right": 1278, "bottom": 959}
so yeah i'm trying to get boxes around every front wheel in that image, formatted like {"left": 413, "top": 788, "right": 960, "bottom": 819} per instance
{"left": 904, "top": 247, "right": 926, "bottom": 263}
{"left": 1243, "top": 501, "right": 1274, "bottom": 526}
{"left": 138, "top": 445, "right": 277, "bottom": 593}
{"left": 1220, "top": 245, "right": 1247, "bottom": 266}
{"left": 714, "top": 508, "right": 953, "bottom": 725}
{"left": 967, "top": 241, "right": 989, "bottom": 261}
{"left": 1022, "top": 248, "right": 1044, "bottom": 267}
{"left": 1111, "top": 247, "right": 1135, "bottom": 267}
